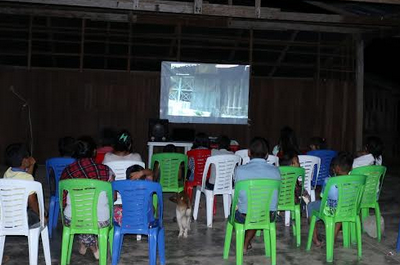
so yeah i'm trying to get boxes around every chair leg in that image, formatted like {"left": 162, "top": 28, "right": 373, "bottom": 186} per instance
{"left": 98, "top": 229, "right": 109, "bottom": 265}
{"left": 149, "top": 230, "right": 158, "bottom": 265}
{"left": 270, "top": 223, "right": 277, "bottom": 265}
{"left": 223, "top": 194, "right": 230, "bottom": 219}
{"left": 235, "top": 224, "right": 245, "bottom": 265}
{"left": 223, "top": 222, "right": 233, "bottom": 259}
{"left": 263, "top": 229, "right": 271, "bottom": 257}
{"left": 284, "top": 211, "right": 291, "bottom": 227}
{"left": 28, "top": 227, "right": 41, "bottom": 265}
{"left": 306, "top": 215, "right": 317, "bottom": 251}
{"left": 48, "top": 198, "right": 55, "bottom": 238}
{"left": 375, "top": 203, "right": 382, "bottom": 242}
{"left": 186, "top": 186, "right": 193, "bottom": 203}
{"left": 158, "top": 228, "right": 166, "bottom": 265}
{"left": 67, "top": 234, "right": 74, "bottom": 265}
{"left": 206, "top": 193, "right": 214, "bottom": 227}
{"left": 41, "top": 226, "right": 52, "bottom": 265}
{"left": 350, "top": 223, "right": 357, "bottom": 245}
{"left": 356, "top": 216, "right": 363, "bottom": 260}
{"left": 0, "top": 236, "right": 6, "bottom": 265}
{"left": 396, "top": 220, "right": 400, "bottom": 252}
{"left": 53, "top": 200, "right": 60, "bottom": 232}
{"left": 325, "top": 219, "right": 335, "bottom": 263}
{"left": 342, "top": 222, "right": 350, "bottom": 248}
{"left": 60, "top": 228, "right": 71, "bottom": 265}
{"left": 294, "top": 206, "right": 301, "bottom": 247}
{"left": 193, "top": 188, "right": 201, "bottom": 220}
{"left": 112, "top": 228, "right": 122, "bottom": 265}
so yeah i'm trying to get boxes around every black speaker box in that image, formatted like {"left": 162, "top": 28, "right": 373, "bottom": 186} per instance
{"left": 148, "top": 119, "right": 169, "bottom": 141}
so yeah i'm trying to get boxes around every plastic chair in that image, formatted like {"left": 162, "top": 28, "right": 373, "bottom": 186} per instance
{"left": 184, "top": 149, "right": 211, "bottom": 201}
{"left": 45, "top": 157, "right": 75, "bottom": 238}
{"left": 223, "top": 179, "right": 281, "bottom": 265}
{"left": 59, "top": 179, "right": 113, "bottom": 265}
{"left": 235, "top": 149, "right": 250, "bottom": 165}
{"left": 193, "top": 154, "right": 240, "bottom": 227}
{"left": 350, "top": 165, "right": 387, "bottom": 242}
{"left": 266, "top": 155, "right": 279, "bottom": 166}
{"left": 278, "top": 166, "right": 305, "bottom": 247}
{"left": 0, "top": 179, "right": 51, "bottom": 265}
{"left": 104, "top": 160, "right": 146, "bottom": 205}
{"left": 298, "top": 155, "right": 321, "bottom": 219}
{"left": 396, "top": 220, "right": 400, "bottom": 252}
{"left": 306, "top": 150, "right": 337, "bottom": 188}
{"left": 151, "top": 153, "right": 187, "bottom": 193}
{"left": 306, "top": 175, "right": 366, "bottom": 262}
{"left": 112, "top": 180, "right": 165, "bottom": 265}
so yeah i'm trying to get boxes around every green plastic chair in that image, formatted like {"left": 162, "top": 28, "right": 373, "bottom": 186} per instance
{"left": 278, "top": 166, "right": 305, "bottom": 247}
{"left": 351, "top": 165, "right": 387, "bottom": 242}
{"left": 223, "top": 179, "right": 281, "bottom": 265}
{"left": 59, "top": 179, "right": 114, "bottom": 265}
{"left": 306, "top": 175, "right": 366, "bottom": 262}
{"left": 151, "top": 153, "right": 188, "bottom": 193}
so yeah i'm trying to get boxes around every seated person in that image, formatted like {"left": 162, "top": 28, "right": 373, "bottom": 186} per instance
{"left": 102, "top": 129, "right": 142, "bottom": 163}
{"left": 307, "top": 152, "right": 353, "bottom": 247}
{"left": 58, "top": 136, "right": 76, "bottom": 157}
{"left": 188, "top": 133, "right": 210, "bottom": 181}
{"left": 353, "top": 136, "right": 383, "bottom": 168}
{"left": 206, "top": 135, "right": 234, "bottom": 190}
{"left": 113, "top": 165, "right": 154, "bottom": 226}
{"left": 234, "top": 137, "right": 281, "bottom": 252}
{"left": 3, "top": 143, "right": 42, "bottom": 227}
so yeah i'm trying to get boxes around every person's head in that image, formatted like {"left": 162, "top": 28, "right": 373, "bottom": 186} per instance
{"left": 58, "top": 136, "right": 75, "bottom": 157}
{"left": 279, "top": 126, "right": 300, "bottom": 154}
{"left": 364, "top": 136, "right": 384, "bottom": 160}
{"left": 279, "top": 150, "right": 300, "bottom": 167}
{"left": 99, "top": 127, "right": 116, "bottom": 147}
{"left": 248, "top": 137, "right": 269, "bottom": 159}
{"left": 126, "top": 164, "right": 145, "bottom": 180}
{"left": 309, "top": 136, "right": 327, "bottom": 151}
{"left": 163, "top": 144, "right": 177, "bottom": 153}
{"left": 114, "top": 130, "right": 133, "bottom": 153}
{"left": 5, "top": 143, "right": 30, "bottom": 168}
{"left": 192, "top": 133, "right": 210, "bottom": 149}
{"left": 331, "top": 151, "right": 354, "bottom": 176}
{"left": 72, "top": 136, "right": 97, "bottom": 159}
{"left": 218, "top": 135, "right": 231, "bottom": 150}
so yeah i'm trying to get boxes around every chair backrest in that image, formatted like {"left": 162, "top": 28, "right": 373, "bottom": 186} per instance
{"left": 319, "top": 175, "right": 366, "bottom": 222}
{"left": 306, "top": 150, "right": 337, "bottom": 187}
{"left": 151, "top": 153, "right": 188, "bottom": 191}
{"left": 298, "top": 155, "right": 321, "bottom": 194}
{"left": 104, "top": 160, "right": 145, "bottom": 181}
{"left": 187, "top": 149, "right": 212, "bottom": 185}
{"left": 278, "top": 166, "right": 305, "bottom": 211}
{"left": 235, "top": 149, "right": 250, "bottom": 165}
{"left": 112, "top": 180, "right": 163, "bottom": 232}
{"left": 0, "top": 179, "right": 45, "bottom": 236}
{"left": 230, "top": 179, "right": 281, "bottom": 230}
{"left": 350, "top": 165, "right": 387, "bottom": 207}
{"left": 59, "top": 179, "right": 112, "bottom": 233}
{"left": 266, "top": 155, "right": 279, "bottom": 166}
{"left": 202, "top": 154, "right": 240, "bottom": 195}
{"left": 45, "top": 157, "right": 76, "bottom": 197}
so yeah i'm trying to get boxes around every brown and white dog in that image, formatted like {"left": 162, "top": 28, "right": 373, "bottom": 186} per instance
{"left": 171, "top": 192, "right": 192, "bottom": 238}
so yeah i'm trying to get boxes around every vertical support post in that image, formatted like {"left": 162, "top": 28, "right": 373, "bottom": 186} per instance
{"left": 316, "top": 32, "right": 321, "bottom": 81}
{"left": 355, "top": 35, "right": 364, "bottom": 151}
{"left": 249, "top": 29, "right": 253, "bottom": 66}
{"left": 194, "top": 0, "right": 203, "bottom": 14}
{"left": 104, "top": 21, "right": 110, "bottom": 69}
{"left": 27, "top": 15, "right": 33, "bottom": 70}
{"left": 255, "top": 0, "right": 261, "bottom": 18}
{"left": 177, "top": 24, "right": 181, "bottom": 61}
{"left": 127, "top": 20, "right": 132, "bottom": 72}
{"left": 80, "top": 19, "right": 86, "bottom": 72}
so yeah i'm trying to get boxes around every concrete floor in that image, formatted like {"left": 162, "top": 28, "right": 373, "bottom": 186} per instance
{"left": 1, "top": 165, "right": 400, "bottom": 265}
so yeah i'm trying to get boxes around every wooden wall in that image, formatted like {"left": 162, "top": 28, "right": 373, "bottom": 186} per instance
{"left": 0, "top": 67, "right": 357, "bottom": 163}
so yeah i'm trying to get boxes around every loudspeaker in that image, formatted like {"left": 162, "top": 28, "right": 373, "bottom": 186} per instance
{"left": 148, "top": 119, "right": 169, "bottom": 141}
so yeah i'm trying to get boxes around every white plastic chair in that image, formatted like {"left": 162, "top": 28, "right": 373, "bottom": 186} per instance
{"left": 193, "top": 154, "right": 241, "bottom": 227}
{"left": 298, "top": 155, "right": 321, "bottom": 217}
{"left": 0, "top": 179, "right": 51, "bottom": 265}
{"left": 235, "top": 149, "right": 250, "bottom": 165}
{"left": 266, "top": 155, "right": 279, "bottom": 166}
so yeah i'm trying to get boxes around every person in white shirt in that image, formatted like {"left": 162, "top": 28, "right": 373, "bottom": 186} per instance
{"left": 353, "top": 136, "right": 383, "bottom": 169}
{"left": 102, "top": 129, "right": 142, "bottom": 163}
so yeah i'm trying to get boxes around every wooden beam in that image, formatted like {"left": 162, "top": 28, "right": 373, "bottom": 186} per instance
{"left": 304, "top": 1, "right": 355, "bottom": 16}
{"left": 327, "top": 0, "right": 400, "bottom": 4}
{"left": 355, "top": 36, "right": 364, "bottom": 150}
{"left": 194, "top": 0, "right": 202, "bottom": 14}
{"left": 268, "top": 31, "right": 298, "bottom": 77}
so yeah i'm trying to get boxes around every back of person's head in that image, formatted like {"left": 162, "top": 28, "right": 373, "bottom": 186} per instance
{"left": 72, "top": 136, "right": 97, "bottom": 159}
{"left": 58, "top": 136, "right": 75, "bottom": 157}
{"left": 279, "top": 126, "right": 300, "bottom": 155}
{"left": 126, "top": 164, "right": 144, "bottom": 179}
{"left": 163, "top": 144, "right": 177, "bottom": 153}
{"left": 309, "top": 136, "right": 327, "bottom": 150}
{"left": 100, "top": 127, "right": 116, "bottom": 147}
{"left": 249, "top": 137, "right": 269, "bottom": 159}
{"left": 193, "top": 133, "right": 210, "bottom": 149}
{"left": 5, "top": 143, "right": 30, "bottom": 167}
{"left": 365, "top": 136, "right": 384, "bottom": 160}
{"left": 114, "top": 130, "right": 133, "bottom": 152}
{"left": 331, "top": 151, "right": 353, "bottom": 175}
{"left": 218, "top": 135, "right": 231, "bottom": 150}
{"left": 279, "top": 150, "right": 299, "bottom": 166}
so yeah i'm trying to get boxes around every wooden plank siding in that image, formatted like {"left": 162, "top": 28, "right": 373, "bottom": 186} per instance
{"left": 0, "top": 67, "right": 356, "bottom": 163}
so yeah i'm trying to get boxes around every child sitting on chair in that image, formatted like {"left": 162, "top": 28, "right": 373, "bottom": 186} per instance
{"left": 307, "top": 152, "right": 353, "bottom": 247}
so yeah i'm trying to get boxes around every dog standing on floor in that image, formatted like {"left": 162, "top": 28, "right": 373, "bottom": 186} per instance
{"left": 175, "top": 192, "right": 192, "bottom": 238}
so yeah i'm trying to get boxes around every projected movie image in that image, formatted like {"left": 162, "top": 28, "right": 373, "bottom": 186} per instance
{"left": 160, "top": 61, "right": 250, "bottom": 124}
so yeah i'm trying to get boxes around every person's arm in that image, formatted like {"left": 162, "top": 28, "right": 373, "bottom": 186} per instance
{"left": 28, "top": 194, "right": 40, "bottom": 216}
{"left": 129, "top": 169, "right": 154, "bottom": 181}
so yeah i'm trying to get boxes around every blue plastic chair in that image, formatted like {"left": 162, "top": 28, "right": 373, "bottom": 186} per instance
{"left": 397, "top": 220, "right": 400, "bottom": 252}
{"left": 112, "top": 180, "right": 165, "bottom": 265}
{"left": 45, "top": 157, "right": 75, "bottom": 238}
{"left": 306, "top": 150, "right": 337, "bottom": 188}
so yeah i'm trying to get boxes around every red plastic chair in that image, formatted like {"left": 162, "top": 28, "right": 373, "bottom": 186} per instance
{"left": 184, "top": 149, "right": 211, "bottom": 202}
